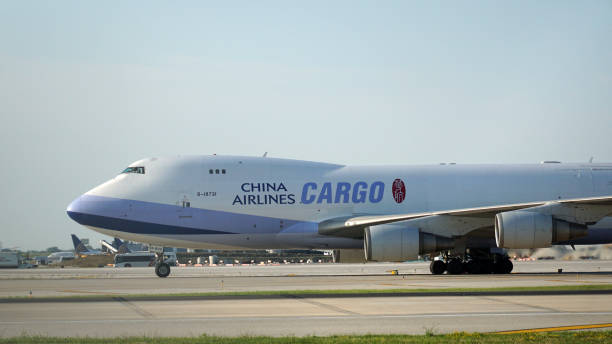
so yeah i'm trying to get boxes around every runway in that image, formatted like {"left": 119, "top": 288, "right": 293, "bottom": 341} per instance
{"left": 1, "top": 261, "right": 611, "bottom": 337}
{"left": 1, "top": 293, "right": 611, "bottom": 337}
{"left": 2, "top": 260, "right": 612, "bottom": 298}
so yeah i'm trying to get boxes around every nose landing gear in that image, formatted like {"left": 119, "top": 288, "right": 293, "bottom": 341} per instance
{"left": 155, "top": 262, "right": 171, "bottom": 278}
{"left": 155, "top": 254, "right": 171, "bottom": 278}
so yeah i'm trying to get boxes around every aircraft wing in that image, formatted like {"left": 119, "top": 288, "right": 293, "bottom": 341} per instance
{"left": 318, "top": 195, "right": 612, "bottom": 238}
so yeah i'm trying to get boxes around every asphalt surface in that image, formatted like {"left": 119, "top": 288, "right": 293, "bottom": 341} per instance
{"left": 1, "top": 294, "right": 611, "bottom": 337}
{"left": 2, "top": 260, "right": 612, "bottom": 297}
{"left": 0, "top": 260, "right": 611, "bottom": 337}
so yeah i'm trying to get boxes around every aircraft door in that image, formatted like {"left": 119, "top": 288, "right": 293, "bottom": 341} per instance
{"left": 176, "top": 194, "right": 194, "bottom": 223}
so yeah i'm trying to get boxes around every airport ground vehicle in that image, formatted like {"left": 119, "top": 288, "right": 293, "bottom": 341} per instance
{"left": 0, "top": 252, "right": 19, "bottom": 268}
{"left": 67, "top": 155, "right": 612, "bottom": 277}
{"left": 113, "top": 251, "right": 177, "bottom": 268}
{"left": 113, "top": 252, "right": 156, "bottom": 267}
{"left": 34, "top": 256, "right": 48, "bottom": 265}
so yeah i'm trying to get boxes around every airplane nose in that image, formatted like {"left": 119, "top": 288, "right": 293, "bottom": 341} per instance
{"left": 67, "top": 194, "right": 129, "bottom": 228}
{"left": 67, "top": 195, "right": 81, "bottom": 213}
{"left": 67, "top": 194, "right": 112, "bottom": 226}
{"left": 66, "top": 195, "right": 88, "bottom": 225}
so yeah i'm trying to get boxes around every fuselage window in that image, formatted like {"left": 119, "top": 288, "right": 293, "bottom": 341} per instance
{"left": 121, "top": 166, "right": 145, "bottom": 174}
{"left": 215, "top": 169, "right": 219, "bottom": 174}
{"left": 209, "top": 169, "right": 213, "bottom": 174}
{"left": 222, "top": 169, "right": 226, "bottom": 174}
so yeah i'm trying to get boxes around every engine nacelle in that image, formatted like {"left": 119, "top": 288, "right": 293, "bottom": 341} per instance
{"left": 364, "top": 225, "right": 454, "bottom": 262}
{"left": 495, "top": 210, "right": 588, "bottom": 249}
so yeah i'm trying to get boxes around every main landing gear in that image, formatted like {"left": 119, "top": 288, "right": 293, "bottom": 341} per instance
{"left": 429, "top": 250, "right": 513, "bottom": 275}
{"left": 155, "top": 254, "right": 171, "bottom": 278}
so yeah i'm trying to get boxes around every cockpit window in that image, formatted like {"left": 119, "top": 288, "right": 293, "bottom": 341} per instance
{"left": 121, "top": 166, "right": 145, "bottom": 174}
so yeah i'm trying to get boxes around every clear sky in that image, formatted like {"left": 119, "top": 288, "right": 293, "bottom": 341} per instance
{"left": 1, "top": 1, "right": 611, "bottom": 250}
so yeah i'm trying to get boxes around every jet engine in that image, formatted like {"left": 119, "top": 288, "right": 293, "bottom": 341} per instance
{"left": 495, "top": 210, "right": 588, "bottom": 249}
{"left": 364, "top": 224, "right": 454, "bottom": 262}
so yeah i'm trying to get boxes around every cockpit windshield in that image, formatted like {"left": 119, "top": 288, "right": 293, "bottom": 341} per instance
{"left": 121, "top": 166, "right": 145, "bottom": 174}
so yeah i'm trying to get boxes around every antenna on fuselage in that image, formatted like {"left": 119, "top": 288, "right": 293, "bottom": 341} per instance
{"left": 589, "top": 156, "right": 594, "bottom": 163}
{"left": 263, "top": 152, "right": 268, "bottom": 157}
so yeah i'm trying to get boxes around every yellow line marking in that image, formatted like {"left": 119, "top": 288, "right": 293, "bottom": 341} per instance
{"left": 496, "top": 323, "right": 612, "bottom": 334}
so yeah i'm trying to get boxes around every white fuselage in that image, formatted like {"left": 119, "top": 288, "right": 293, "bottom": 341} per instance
{"left": 67, "top": 155, "right": 612, "bottom": 249}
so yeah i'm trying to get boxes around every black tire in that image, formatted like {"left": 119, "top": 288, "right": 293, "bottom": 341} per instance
{"left": 155, "top": 262, "right": 171, "bottom": 278}
{"left": 124, "top": 263, "right": 131, "bottom": 268}
{"left": 447, "top": 259, "right": 464, "bottom": 275}
{"left": 430, "top": 260, "right": 446, "bottom": 275}
{"left": 502, "top": 259, "right": 513, "bottom": 274}
{"left": 479, "top": 260, "right": 493, "bottom": 274}
{"left": 493, "top": 260, "right": 504, "bottom": 274}
{"left": 465, "top": 260, "right": 480, "bottom": 274}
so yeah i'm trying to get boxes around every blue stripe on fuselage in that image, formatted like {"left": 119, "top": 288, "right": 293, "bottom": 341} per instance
{"left": 67, "top": 194, "right": 311, "bottom": 236}
{"left": 67, "top": 211, "right": 233, "bottom": 235}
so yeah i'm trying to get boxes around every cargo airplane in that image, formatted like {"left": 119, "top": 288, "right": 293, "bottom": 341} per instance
{"left": 67, "top": 155, "right": 612, "bottom": 277}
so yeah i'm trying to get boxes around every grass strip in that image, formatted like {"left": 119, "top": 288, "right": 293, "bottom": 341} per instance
{"left": 1, "top": 284, "right": 611, "bottom": 302}
{"left": 1, "top": 331, "right": 612, "bottom": 344}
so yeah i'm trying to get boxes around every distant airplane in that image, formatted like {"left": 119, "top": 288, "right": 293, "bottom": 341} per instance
{"left": 47, "top": 251, "right": 75, "bottom": 264}
{"left": 71, "top": 234, "right": 104, "bottom": 256}
{"left": 67, "top": 155, "right": 612, "bottom": 277}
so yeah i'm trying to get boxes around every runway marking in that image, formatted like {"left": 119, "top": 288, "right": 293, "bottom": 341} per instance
{"left": 283, "top": 295, "right": 358, "bottom": 315}
{"left": 113, "top": 297, "right": 154, "bottom": 319}
{"left": 496, "top": 323, "right": 612, "bottom": 334}
{"left": 479, "top": 296, "right": 560, "bottom": 313}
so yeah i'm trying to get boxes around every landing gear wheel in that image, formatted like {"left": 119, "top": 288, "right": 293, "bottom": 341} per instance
{"left": 501, "top": 258, "right": 513, "bottom": 274}
{"left": 465, "top": 260, "right": 480, "bottom": 274}
{"left": 155, "top": 262, "right": 171, "bottom": 278}
{"left": 479, "top": 260, "right": 493, "bottom": 274}
{"left": 447, "top": 259, "right": 464, "bottom": 274}
{"left": 430, "top": 260, "right": 446, "bottom": 275}
{"left": 493, "top": 260, "right": 503, "bottom": 274}
{"left": 493, "top": 257, "right": 507, "bottom": 274}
